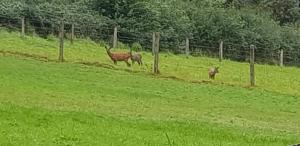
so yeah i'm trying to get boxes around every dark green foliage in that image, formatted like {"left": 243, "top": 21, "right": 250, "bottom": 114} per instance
{"left": 262, "top": 0, "right": 300, "bottom": 25}
{"left": 0, "top": 0, "right": 108, "bottom": 38}
{"left": 0, "top": 0, "right": 299, "bottom": 65}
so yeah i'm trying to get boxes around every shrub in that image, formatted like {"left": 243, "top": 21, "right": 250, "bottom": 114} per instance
{"left": 131, "top": 42, "right": 142, "bottom": 52}
{"left": 117, "top": 41, "right": 130, "bottom": 50}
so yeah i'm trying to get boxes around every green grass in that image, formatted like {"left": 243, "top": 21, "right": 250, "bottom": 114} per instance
{"left": 0, "top": 56, "right": 300, "bottom": 145}
{"left": 0, "top": 28, "right": 299, "bottom": 95}
{"left": 0, "top": 29, "right": 300, "bottom": 145}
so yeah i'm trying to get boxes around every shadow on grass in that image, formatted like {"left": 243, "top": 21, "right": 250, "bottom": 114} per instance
{"left": 0, "top": 50, "right": 251, "bottom": 89}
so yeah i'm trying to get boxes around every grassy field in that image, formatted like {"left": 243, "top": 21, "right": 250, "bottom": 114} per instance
{"left": 0, "top": 56, "right": 299, "bottom": 145}
{"left": 0, "top": 29, "right": 300, "bottom": 145}
{"left": 0, "top": 28, "right": 300, "bottom": 95}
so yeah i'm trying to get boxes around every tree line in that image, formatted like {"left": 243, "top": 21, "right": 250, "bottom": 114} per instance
{"left": 0, "top": 0, "right": 299, "bottom": 65}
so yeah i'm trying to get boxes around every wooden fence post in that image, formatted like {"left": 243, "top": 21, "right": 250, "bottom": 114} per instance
{"left": 153, "top": 32, "right": 160, "bottom": 74}
{"left": 113, "top": 26, "right": 118, "bottom": 48}
{"left": 71, "top": 24, "right": 74, "bottom": 44}
{"left": 59, "top": 20, "right": 64, "bottom": 62}
{"left": 185, "top": 37, "right": 190, "bottom": 57}
{"left": 280, "top": 49, "right": 284, "bottom": 67}
{"left": 219, "top": 40, "right": 223, "bottom": 62}
{"left": 21, "top": 17, "right": 25, "bottom": 37}
{"left": 250, "top": 45, "right": 255, "bottom": 86}
{"left": 152, "top": 32, "right": 155, "bottom": 55}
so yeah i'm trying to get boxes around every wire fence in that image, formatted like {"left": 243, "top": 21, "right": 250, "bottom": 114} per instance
{"left": 1, "top": 15, "right": 300, "bottom": 93}
{"left": 1, "top": 15, "right": 300, "bottom": 67}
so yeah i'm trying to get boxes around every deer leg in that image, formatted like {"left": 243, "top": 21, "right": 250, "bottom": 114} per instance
{"left": 113, "top": 60, "right": 117, "bottom": 65}
{"left": 125, "top": 61, "right": 131, "bottom": 67}
{"left": 140, "top": 60, "right": 143, "bottom": 66}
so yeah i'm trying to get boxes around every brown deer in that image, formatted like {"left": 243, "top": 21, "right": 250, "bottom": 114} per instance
{"left": 208, "top": 67, "right": 219, "bottom": 79}
{"left": 105, "top": 46, "right": 132, "bottom": 67}
{"left": 131, "top": 53, "right": 143, "bottom": 66}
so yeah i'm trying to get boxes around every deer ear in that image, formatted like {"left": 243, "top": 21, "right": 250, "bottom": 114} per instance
{"left": 105, "top": 45, "right": 112, "bottom": 50}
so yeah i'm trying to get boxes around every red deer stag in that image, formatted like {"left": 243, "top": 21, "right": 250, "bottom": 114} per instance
{"left": 105, "top": 46, "right": 131, "bottom": 67}
{"left": 208, "top": 67, "right": 219, "bottom": 79}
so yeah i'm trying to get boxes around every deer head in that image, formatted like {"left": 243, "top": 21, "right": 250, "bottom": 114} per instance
{"left": 215, "top": 67, "right": 219, "bottom": 73}
{"left": 105, "top": 46, "right": 112, "bottom": 56}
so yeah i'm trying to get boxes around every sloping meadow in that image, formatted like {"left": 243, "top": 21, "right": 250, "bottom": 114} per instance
{"left": 0, "top": 56, "right": 299, "bottom": 145}
{"left": 0, "top": 28, "right": 300, "bottom": 96}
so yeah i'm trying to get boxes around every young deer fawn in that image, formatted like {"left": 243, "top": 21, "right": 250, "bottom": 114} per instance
{"left": 208, "top": 67, "right": 219, "bottom": 79}
{"left": 131, "top": 53, "right": 143, "bottom": 66}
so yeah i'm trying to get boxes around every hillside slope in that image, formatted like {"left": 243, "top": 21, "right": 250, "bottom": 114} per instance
{"left": 0, "top": 28, "right": 300, "bottom": 96}
{"left": 0, "top": 56, "right": 299, "bottom": 145}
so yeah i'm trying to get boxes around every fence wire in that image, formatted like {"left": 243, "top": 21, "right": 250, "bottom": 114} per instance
{"left": 0, "top": 15, "right": 300, "bottom": 91}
